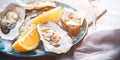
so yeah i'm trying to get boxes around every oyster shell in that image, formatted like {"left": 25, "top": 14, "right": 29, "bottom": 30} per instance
{"left": 19, "top": 1, "right": 57, "bottom": 33}
{"left": 37, "top": 22, "right": 73, "bottom": 54}
{"left": 0, "top": 3, "right": 25, "bottom": 40}
{"left": 16, "top": 0, "right": 56, "bottom": 10}
{"left": 24, "top": 1, "right": 56, "bottom": 21}
{"left": 61, "top": 8, "right": 85, "bottom": 36}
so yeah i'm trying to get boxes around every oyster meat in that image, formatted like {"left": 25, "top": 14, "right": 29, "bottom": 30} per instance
{"left": 20, "top": 1, "right": 57, "bottom": 33}
{"left": 61, "top": 8, "right": 85, "bottom": 36}
{"left": 37, "top": 22, "right": 73, "bottom": 54}
{"left": 17, "top": 0, "right": 56, "bottom": 10}
{"left": 0, "top": 3, "right": 25, "bottom": 40}
{"left": 25, "top": 1, "right": 56, "bottom": 20}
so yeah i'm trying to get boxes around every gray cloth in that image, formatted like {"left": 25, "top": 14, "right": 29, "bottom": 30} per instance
{"left": 58, "top": 28, "right": 120, "bottom": 60}
{"left": 73, "top": 28, "right": 120, "bottom": 60}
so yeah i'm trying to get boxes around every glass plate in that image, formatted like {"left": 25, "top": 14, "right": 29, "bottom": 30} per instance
{"left": 0, "top": 1, "right": 88, "bottom": 57}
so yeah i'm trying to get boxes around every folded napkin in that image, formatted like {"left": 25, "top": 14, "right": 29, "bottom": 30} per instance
{"left": 58, "top": 28, "right": 120, "bottom": 60}
{"left": 74, "top": 28, "right": 120, "bottom": 60}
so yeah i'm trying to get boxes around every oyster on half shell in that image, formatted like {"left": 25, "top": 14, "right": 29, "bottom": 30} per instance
{"left": 16, "top": 0, "right": 56, "bottom": 10}
{"left": 0, "top": 3, "right": 25, "bottom": 40}
{"left": 37, "top": 22, "right": 73, "bottom": 54}
{"left": 19, "top": 1, "right": 57, "bottom": 33}
{"left": 61, "top": 8, "right": 85, "bottom": 36}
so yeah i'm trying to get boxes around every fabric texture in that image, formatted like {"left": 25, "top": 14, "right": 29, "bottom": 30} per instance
{"left": 74, "top": 28, "right": 120, "bottom": 60}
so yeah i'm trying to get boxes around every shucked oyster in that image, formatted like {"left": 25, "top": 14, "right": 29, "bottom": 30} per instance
{"left": 37, "top": 22, "right": 73, "bottom": 54}
{"left": 19, "top": 1, "right": 57, "bottom": 34}
{"left": 17, "top": 0, "right": 56, "bottom": 10}
{"left": 61, "top": 8, "right": 85, "bottom": 36}
{"left": 0, "top": 3, "right": 25, "bottom": 40}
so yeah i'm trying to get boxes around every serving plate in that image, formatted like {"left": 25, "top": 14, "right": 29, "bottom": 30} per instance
{"left": 0, "top": 1, "right": 88, "bottom": 57}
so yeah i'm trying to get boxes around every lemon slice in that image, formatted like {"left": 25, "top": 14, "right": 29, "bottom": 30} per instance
{"left": 30, "top": 6, "right": 62, "bottom": 24}
{"left": 12, "top": 24, "right": 39, "bottom": 52}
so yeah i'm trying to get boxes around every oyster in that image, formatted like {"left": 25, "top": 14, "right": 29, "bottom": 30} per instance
{"left": 0, "top": 3, "right": 25, "bottom": 40}
{"left": 17, "top": 0, "right": 56, "bottom": 10}
{"left": 37, "top": 22, "right": 73, "bottom": 54}
{"left": 19, "top": 1, "right": 57, "bottom": 33}
{"left": 33, "top": 1, "right": 56, "bottom": 10}
{"left": 61, "top": 8, "right": 85, "bottom": 36}
{"left": 25, "top": 1, "right": 56, "bottom": 20}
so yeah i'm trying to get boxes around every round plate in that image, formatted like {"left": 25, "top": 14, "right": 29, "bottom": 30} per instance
{"left": 0, "top": 1, "right": 88, "bottom": 57}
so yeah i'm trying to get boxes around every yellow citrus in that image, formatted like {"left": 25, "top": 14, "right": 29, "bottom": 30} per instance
{"left": 30, "top": 6, "right": 62, "bottom": 24}
{"left": 12, "top": 24, "right": 39, "bottom": 52}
